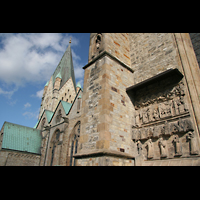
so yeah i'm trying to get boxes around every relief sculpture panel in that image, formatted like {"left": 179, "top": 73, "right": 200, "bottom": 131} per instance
{"left": 129, "top": 69, "right": 199, "bottom": 160}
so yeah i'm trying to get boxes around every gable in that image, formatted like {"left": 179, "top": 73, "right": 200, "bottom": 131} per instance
{"left": 50, "top": 101, "right": 72, "bottom": 126}
{"left": 35, "top": 109, "right": 53, "bottom": 129}
{"left": 67, "top": 88, "right": 83, "bottom": 119}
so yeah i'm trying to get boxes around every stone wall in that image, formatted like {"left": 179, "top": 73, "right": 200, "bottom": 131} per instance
{"left": 39, "top": 76, "right": 53, "bottom": 118}
{"left": 39, "top": 77, "right": 76, "bottom": 120}
{"left": 0, "top": 150, "right": 40, "bottom": 166}
{"left": 142, "top": 156, "right": 200, "bottom": 166}
{"left": 89, "top": 33, "right": 131, "bottom": 67}
{"left": 128, "top": 33, "right": 200, "bottom": 165}
{"left": 76, "top": 156, "right": 134, "bottom": 166}
{"left": 129, "top": 33, "right": 180, "bottom": 84}
{"left": 58, "top": 77, "right": 76, "bottom": 104}
{"left": 77, "top": 32, "right": 135, "bottom": 166}
{"left": 189, "top": 33, "right": 200, "bottom": 68}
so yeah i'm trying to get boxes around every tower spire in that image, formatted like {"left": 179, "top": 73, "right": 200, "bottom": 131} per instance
{"left": 69, "top": 37, "right": 72, "bottom": 44}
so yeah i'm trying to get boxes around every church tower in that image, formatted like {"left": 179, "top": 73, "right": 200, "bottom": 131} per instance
{"left": 75, "top": 33, "right": 200, "bottom": 166}
{"left": 75, "top": 33, "right": 136, "bottom": 165}
{"left": 38, "top": 39, "right": 77, "bottom": 119}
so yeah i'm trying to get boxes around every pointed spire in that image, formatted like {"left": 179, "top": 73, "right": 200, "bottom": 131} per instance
{"left": 52, "top": 41, "right": 76, "bottom": 91}
{"left": 69, "top": 37, "right": 72, "bottom": 44}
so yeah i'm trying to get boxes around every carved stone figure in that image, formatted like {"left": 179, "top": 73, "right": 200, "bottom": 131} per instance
{"left": 179, "top": 96, "right": 188, "bottom": 113}
{"left": 165, "top": 100, "right": 172, "bottom": 117}
{"left": 159, "top": 103, "right": 167, "bottom": 118}
{"left": 163, "top": 121, "right": 170, "bottom": 136}
{"left": 153, "top": 125, "right": 163, "bottom": 138}
{"left": 172, "top": 134, "right": 182, "bottom": 156}
{"left": 137, "top": 140, "right": 143, "bottom": 155}
{"left": 152, "top": 105, "right": 160, "bottom": 121}
{"left": 170, "top": 122, "right": 179, "bottom": 135}
{"left": 173, "top": 97, "right": 180, "bottom": 115}
{"left": 140, "top": 127, "right": 148, "bottom": 140}
{"left": 145, "top": 139, "right": 154, "bottom": 159}
{"left": 158, "top": 137, "right": 167, "bottom": 158}
{"left": 133, "top": 110, "right": 140, "bottom": 127}
{"left": 187, "top": 131, "right": 199, "bottom": 155}
{"left": 178, "top": 118, "right": 184, "bottom": 133}
{"left": 183, "top": 119, "right": 194, "bottom": 132}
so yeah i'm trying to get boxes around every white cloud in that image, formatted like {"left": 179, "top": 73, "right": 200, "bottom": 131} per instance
{"left": 22, "top": 108, "right": 40, "bottom": 120}
{"left": 36, "top": 89, "right": 44, "bottom": 99}
{"left": 24, "top": 102, "right": 31, "bottom": 108}
{"left": 23, "top": 111, "right": 39, "bottom": 120}
{"left": 0, "top": 86, "right": 18, "bottom": 99}
{"left": 0, "top": 33, "right": 82, "bottom": 98}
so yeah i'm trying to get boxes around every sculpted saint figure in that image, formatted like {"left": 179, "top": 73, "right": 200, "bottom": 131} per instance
{"left": 137, "top": 140, "right": 143, "bottom": 155}
{"left": 187, "top": 131, "right": 199, "bottom": 155}
{"left": 172, "top": 135, "right": 182, "bottom": 156}
{"left": 158, "top": 137, "right": 167, "bottom": 158}
{"left": 145, "top": 139, "right": 154, "bottom": 159}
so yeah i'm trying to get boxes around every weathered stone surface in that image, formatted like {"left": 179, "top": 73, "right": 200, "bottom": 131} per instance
{"left": 2, "top": 33, "right": 200, "bottom": 166}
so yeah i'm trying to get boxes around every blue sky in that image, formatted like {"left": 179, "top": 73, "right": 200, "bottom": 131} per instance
{"left": 0, "top": 33, "right": 90, "bottom": 129}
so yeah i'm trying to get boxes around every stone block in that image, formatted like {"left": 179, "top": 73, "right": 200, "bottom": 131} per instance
{"left": 99, "top": 131, "right": 111, "bottom": 141}
{"left": 96, "top": 140, "right": 110, "bottom": 149}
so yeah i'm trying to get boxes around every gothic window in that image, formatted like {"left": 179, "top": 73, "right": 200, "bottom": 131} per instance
{"left": 56, "top": 109, "right": 62, "bottom": 124}
{"left": 50, "top": 129, "right": 61, "bottom": 166}
{"left": 96, "top": 34, "right": 102, "bottom": 50}
{"left": 69, "top": 122, "right": 80, "bottom": 166}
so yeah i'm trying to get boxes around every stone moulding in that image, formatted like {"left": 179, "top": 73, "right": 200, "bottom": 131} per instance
{"left": 83, "top": 50, "right": 134, "bottom": 73}
{"left": 73, "top": 149, "right": 135, "bottom": 159}
{"left": 126, "top": 68, "right": 184, "bottom": 95}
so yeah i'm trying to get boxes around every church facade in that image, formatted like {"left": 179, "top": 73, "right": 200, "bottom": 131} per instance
{"left": 1, "top": 33, "right": 200, "bottom": 166}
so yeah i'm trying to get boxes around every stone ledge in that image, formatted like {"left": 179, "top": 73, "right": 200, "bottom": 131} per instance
{"left": 126, "top": 68, "right": 183, "bottom": 94}
{"left": 73, "top": 149, "right": 135, "bottom": 159}
{"left": 83, "top": 51, "right": 134, "bottom": 73}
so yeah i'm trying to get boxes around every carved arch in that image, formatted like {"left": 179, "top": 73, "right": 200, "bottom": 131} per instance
{"left": 48, "top": 129, "right": 62, "bottom": 166}
{"left": 66, "top": 121, "right": 81, "bottom": 166}
{"left": 92, "top": 33, "right": 103, "bottom": 59}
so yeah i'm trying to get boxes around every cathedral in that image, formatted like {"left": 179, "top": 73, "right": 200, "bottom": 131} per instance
{"left": 1, "top": 33, "right": 200, "bottom": 166}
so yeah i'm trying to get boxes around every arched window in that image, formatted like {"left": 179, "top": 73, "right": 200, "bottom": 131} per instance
{"left": 49, "top": 129, "right": 61, "bottom": 166}
{"left": 69, "top": 122, "right": 80, "bottom": 166}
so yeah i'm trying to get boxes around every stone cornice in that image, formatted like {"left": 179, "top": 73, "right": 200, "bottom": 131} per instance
{"left": 73, "top": 149, "right": 135, "bottom": 159}
{"left": 83, "top": 51, "right": 134, "bottom": 73}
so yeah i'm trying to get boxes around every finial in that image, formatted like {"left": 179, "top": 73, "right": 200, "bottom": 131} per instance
{"left": 69, "top": 37, "right": 71, "bottom": 44}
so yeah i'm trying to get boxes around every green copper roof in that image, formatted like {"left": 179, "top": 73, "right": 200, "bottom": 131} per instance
{"left": 76, "top": 82, "right": 82, "bottom": 88}
{"left": 45, "top": 81, "right": 49, "bottom": 87}
{"left": 2, "top": 122, "right": 42, "bottom": 155}
{"left": 61, "top": 101, "right": 72, "bottom": 115}
{"left": 52, "top": 44, "right": 76, "bottom": 90}
{"left": 45, "top": 110, "right": 54, "bottom": 123}
{"left": 55, "top": 71, "right": 62, "bottom": 79}
{"left": 33, "top": 121, "right": 39, "bottom": 129}
{"left": 33, "top": 110, "right": 53, "bottom": 129}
